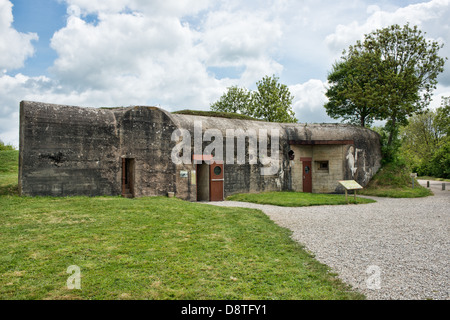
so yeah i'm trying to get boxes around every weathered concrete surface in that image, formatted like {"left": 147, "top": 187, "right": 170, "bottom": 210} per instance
{"left": 171, "top": 115, "right": 382, "bottom": 196}
{"left": 19, "top": 102, "right": 120, "bottom": 197}
{"left": 170, "top": 114, "right": 291, "bottom": 198}
{"left": 285, "top": 123, "right": 382, "bottom": 193}
{"left": 19, "top": 101, "right": 179, "bottom": 198}
{"left": 19, "top": 101, "right": 382, "bottom": 199}
{"left": 115, "top": 106, "right": 180, "bottom": 198}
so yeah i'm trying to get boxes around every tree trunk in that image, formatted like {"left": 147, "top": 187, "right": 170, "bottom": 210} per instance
{"left": 387, "top": 117, "right": 397, "bottom": 147}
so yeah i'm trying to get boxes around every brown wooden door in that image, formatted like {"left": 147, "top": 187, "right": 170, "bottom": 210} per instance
{"left": 209, "top": 162, "right": 224, "bottom": 201}
{"left": 302, "top": 159, "right": 312, "bottom": 193}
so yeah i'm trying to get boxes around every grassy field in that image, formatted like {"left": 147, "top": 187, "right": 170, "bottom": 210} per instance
{"left": 226, "top": 191, "right": 376, "bottom": 207}
{"left": 172, "top": 109, "right": 263, "bottom": 121}
{"left": 359, "top": 163, "right": 433, "bottom": 198}
{"left": 0, "top": 150, "right": 18, "bottom": 196}
{"left": 0, "top": 150, "right": 363, "bottom": 300}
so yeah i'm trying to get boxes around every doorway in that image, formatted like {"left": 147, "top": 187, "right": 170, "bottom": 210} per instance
{"left": 197, "top": 162, "right": 210, "bottom": 201}
{"left": 122, "top": 158, "right": 135, "bottom": 198}
{"left": 302, "top": 158, "right": 312, "bottom": 193}
{"left": 196, "top": 160, "right": 224, "bottom": 201}
{"left": 209, "top": 162, "right": 224, "bottom": 201}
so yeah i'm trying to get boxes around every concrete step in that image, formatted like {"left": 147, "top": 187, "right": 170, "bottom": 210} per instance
{"left": 123, "top": 188, "right": 133, "bottom": 198}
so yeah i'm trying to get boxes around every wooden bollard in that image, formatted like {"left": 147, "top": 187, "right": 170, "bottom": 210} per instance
{"left": 427, "top": 181, "right": 430, "bottom": 188}
{"left": 443, "top": 183, "right": 446, "bottom": 191}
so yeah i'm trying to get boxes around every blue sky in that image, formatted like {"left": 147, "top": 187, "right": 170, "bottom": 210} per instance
{"left": 1, "top": 0, "right": 450, "bottom": 147}
{"left": 11, "top": 0, "right": 67, "bottom": 76}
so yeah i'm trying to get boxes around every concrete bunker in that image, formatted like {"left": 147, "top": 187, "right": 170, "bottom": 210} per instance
{"left": 19, "top": 101, "right": 382, "bottom": 201}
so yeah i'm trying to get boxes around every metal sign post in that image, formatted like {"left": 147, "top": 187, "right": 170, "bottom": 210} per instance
{"left": 410, "top": 173, "right": 418, "bottom": 189}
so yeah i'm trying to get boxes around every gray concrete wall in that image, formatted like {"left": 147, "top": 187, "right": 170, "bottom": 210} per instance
{"left": 19, "top": 101, "right": 382, "bottom": 199}
{"left": 19, "top": 102, "right": 180, "bottom": 198}
{"left": 290, "top": 144, "right": 346, "bottom": 193}
{"left": 114, "top": 106, "right": 178, "bottom": 198}
{"left": 171, "top": 115, "right": 382, "bottom": 196}
{"left": 19, "top": 101, "right": 121, "bottom": 197}
{"left": 285, "top": 123, "right": 382, "bottom": 193}
{"left": 170, "top": 114, "right": 290, "bottom": 198}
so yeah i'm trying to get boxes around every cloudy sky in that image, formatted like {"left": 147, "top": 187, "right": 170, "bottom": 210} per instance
{"left": 1, "top": 0, "right": 449, "bottom": 147}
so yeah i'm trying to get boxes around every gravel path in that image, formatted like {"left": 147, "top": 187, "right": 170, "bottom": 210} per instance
{"left": 210, "top": 180, "right": 449, "bottom": 300}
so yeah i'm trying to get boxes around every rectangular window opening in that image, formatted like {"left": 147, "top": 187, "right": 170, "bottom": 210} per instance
{"left": 316, "top": 160, "right": 329, "bottom": 172}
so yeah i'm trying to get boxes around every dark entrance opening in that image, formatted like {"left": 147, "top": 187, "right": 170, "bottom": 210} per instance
{"left": 122, "top": 158, "right": 135, "bottom": 198}
{"left": 197, "top": 162, "right": 210, "bottom": 201}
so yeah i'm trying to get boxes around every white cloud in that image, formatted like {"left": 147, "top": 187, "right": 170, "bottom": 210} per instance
{"left": 0, "top": 0, "right": 38, "bottom": 71}
{"left": 271, "top": 0, "right": 373, "bottom": 83}
{"left": 325, "top": 0, "right": 450, "bottom": 58}
{"left": 289, "top": 79, "right": 333, "bottom": 123}
{"left": 199, "top": 8, "right": 283, "bottom": 86}
{"left": 0, "top": 113, "right": 18, "bottom": 147}
{"left": 0, "top": 0, "right": 288, "bottom": 146}
{"left": 48, "top": 10, "right": 226, "bottom": 110}
{"left": 64, "top": 0, "right": 211, "bottom": 16}
{"left": 201, "top": 10, "right": 282, "bottom": 66}
{"left": 63, "top": 0, "right": 127, "bottom": 14}
{"left": 1, "top": 0, "right": 450, "bottom": 147}
{"left": 48, "top": 1, "right": 286, "bottom": 108}
{"left": 429, "top": 84, "right": 450, "bottom": 110}
{"left": 0, "top": 73, "right": 51, "bottom": 147}
{"left": 323, "top": 0, "right": 450, "bottom": 94}
{"left": 367, "top": 5, "right": 381, "bottom": 15}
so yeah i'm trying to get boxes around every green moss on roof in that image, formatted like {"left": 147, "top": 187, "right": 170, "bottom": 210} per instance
{"left": 172, "top": 110, "right": 263, "bottom": 121}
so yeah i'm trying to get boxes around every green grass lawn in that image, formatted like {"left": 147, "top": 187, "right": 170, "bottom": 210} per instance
{"left": 358, "top": 186, "right": 432, "bottom": 198}
{"left": 226, "top": 191, "right": 376, "bottom": 207}
{"left": 0, "top": 150, "right": 18, "bottom": 196}
{"left": 0, "top": 151, "right": 364, "bottom": 300}
{"left": 358, "top": 163, "right": 433, "bottom": 198}
{"left": 172, "top": 109, "right": 263, "bottom": 121}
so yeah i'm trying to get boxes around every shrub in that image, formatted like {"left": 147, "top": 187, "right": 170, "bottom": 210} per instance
{"left": 428, "top": 141, "right": 450, "bottom": 178}
{"left": 0, "top": 140, "right": 16, "bottom": 151}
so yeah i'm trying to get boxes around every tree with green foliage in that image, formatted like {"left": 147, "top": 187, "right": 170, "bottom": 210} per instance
{"left": 363, "top": 24, "right": 446, "bottom": 148}
{"left": 325, "top": 24, "right": 447, "bottom": 160}
{"left": 435, "top": 96, "right": 450, "bottom": 136}
{"left": 250, "top": 75, "right": 297, "bottom": 123}
{"left": 210, "top": 75, "right": 297, "bottom": 123}
{"left": 400, "top": 111, "right": 442, "bottom": 168}
{"left": 399, "top": 97, "right": 450, "bottom": 177}
{"left": 210, "top": 86, "right": 252, "bottom": 115}
{"left": 0, "top": 140, "right": 15, "bottom": 151}
{"left": 325, "top": 51, "right": 385, "bottom": 127}
{"left": 427, "top": 141, "right": 450, "bottom": 178}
